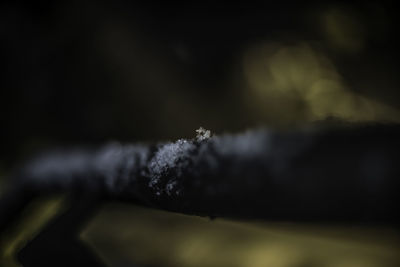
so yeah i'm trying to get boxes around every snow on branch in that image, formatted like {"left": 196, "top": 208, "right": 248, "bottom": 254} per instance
{"left": 10, "top": 124, "right": 400, "bottom": 223}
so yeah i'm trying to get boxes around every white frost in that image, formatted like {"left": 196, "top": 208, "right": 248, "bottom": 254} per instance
{"left": 196, "top": 127, "right": 212, "bottom": 141}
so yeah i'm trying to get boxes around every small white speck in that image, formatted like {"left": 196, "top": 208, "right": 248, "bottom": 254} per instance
{"left": 196, "top": 127, "right": 212, "bottom": 141}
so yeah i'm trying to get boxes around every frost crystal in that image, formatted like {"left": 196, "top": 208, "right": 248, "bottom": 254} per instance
{"left": 146, "top": 139, "right": 196, "bottom": 195}
{"left": 196, "top": 127, "right": 211, "bottom": 141}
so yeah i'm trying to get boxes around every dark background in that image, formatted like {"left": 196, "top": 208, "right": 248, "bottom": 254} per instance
{"left": 1, "top": 1, "right": 399, "bottom": 170}
{"left": 1, "top": 2, "right": 400, "bottom": 266}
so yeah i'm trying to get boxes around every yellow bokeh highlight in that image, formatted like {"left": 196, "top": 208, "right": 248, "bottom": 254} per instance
{"left": 243, "top": 42, "right": 400, "bottom": 124}
{"left": 82, "top": 203, "right": 400, "bottom": 267}
{"left": 0, "top": 196, "right": 66, "bottom": 267}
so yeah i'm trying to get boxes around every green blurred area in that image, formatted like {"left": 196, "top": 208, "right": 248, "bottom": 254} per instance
{"left": 82, "top": 204, "right": 400, "bottom": 267}
{"left": 0, "top": 196, "right": 66, "bottom": 267}
{"left": 1, "top": 198, "right": 399, "bottom": 267}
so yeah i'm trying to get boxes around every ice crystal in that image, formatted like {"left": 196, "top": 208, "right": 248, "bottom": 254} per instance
{"left": 196, "top": 127, "right": 211, "bottom": 141}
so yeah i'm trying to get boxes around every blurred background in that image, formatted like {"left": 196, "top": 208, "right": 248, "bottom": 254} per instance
{"left": 1, "top": 1, "right": 399, "bottom": 266}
